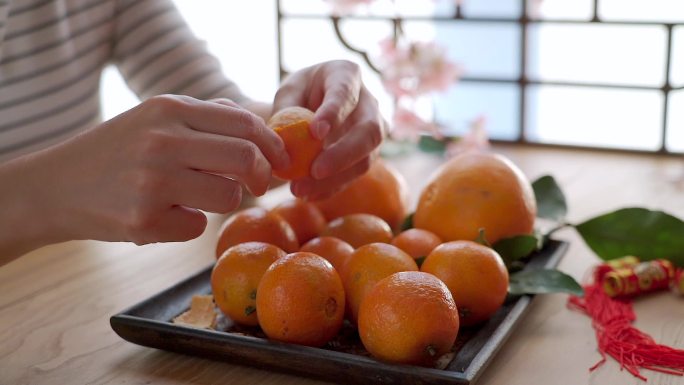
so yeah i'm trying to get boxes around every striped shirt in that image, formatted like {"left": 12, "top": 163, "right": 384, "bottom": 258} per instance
{"left": 0, "top": 0, "right": 245, "bottom": 162}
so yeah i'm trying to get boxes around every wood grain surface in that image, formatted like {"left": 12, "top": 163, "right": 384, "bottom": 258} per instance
{"left": 2, "top": 144, "right": 684, "bottom": 385}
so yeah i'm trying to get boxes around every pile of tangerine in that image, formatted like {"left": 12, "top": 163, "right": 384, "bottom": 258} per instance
{"left": 211, "top": 113, "right": 536, "bottom": 367}
{"left": 210, "top": 159, "right": 532, "bottom": 366}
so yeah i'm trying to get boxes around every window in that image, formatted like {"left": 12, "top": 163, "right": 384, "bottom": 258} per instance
{"left": 278, "top": 0, "right": 684, "bottom": 153}
{"left": 101, "top": 0, "right": 683, "bottom": 154}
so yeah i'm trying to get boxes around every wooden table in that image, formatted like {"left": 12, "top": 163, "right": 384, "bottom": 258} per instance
{"left": 2, "top": 144, "right": 684, "bottom": 385}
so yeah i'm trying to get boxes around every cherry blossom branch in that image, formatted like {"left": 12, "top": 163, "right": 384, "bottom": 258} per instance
{"left": 330, "top": 17, "right": 382, "bottom": 74}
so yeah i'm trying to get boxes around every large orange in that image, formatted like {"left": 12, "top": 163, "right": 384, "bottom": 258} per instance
{"left": 210, "top": 242, "right": 286, "bottom": 326}
{"left": 268, "top": 107, "right": 322, "bottom": 180}
{"left": 342, "top": 243, "right": 419, "bottom": 324}
{"left": 358, "top": 271, "right": 459, "bottom": 366}
{"left": 256, "top": 252, "right": 345, "bottom": 347}
{"left": 215, "top": 207, "right": 298, "bottom": 258}
{"left": 313, "top": 160, "right": 409, "bottom": 231}
{"left": 322, "top": 213, "right": 393, "bottom": 248}
{"left": 421, "top": 240, "right": 509, "bottom": 326}
{"left": 300, "top": 236, "right": 354, "bottom": 276}
{"left": 414, "top": 152, "right": 536, "bottom": 244}
{"left": 391, "top": 228, "right": 442, "bottom": 260}
{"left": 270, "top": 198, "right": 327, "bottom": 245}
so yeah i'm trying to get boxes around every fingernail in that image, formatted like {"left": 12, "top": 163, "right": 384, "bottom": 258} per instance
{"left": 312, "top": 161, "right": 329, "bottom": 180}
{"left": 312, "top": 121, "right": 331, "bottom": 140}
{"left": 292, "top": 181, "right": 312, "bottom": 197}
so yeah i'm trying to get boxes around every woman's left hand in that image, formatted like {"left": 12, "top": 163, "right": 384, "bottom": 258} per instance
{"left": 273, "top": 60, "right": 387, "bottom": 200}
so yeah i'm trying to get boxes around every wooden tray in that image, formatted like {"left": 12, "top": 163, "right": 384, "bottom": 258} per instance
{"left": 111, "top": 240, "right": 568, "bottom": 385}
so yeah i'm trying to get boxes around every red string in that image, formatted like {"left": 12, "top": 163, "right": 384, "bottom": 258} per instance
{"left": 568, "top": 284, "right": 684, "bottom": 381}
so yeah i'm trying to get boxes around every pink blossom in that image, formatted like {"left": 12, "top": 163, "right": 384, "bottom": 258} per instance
{"left": 379, "top": 38, "right": 461, "bottom": 98}
{"left": 391, "top": 107, "right": 440, "bottom": 141}
{"left": 324, "top": 0, "right": 375, "bottom": 15}
{"left": 446, "top": 115, "right": 490, "bottom": 157}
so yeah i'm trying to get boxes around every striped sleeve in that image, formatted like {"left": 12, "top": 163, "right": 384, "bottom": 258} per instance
{"left": 111, "top": 0, "right": 247, "bottom": 103}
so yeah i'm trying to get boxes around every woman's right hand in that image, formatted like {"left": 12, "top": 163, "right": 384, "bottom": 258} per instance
{"left": 0, "top": 95, "right": 289, "bottom": 258}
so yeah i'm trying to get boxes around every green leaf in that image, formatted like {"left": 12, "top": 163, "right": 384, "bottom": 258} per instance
{"left": 532, "top": 175, "right": 568, "bottom": 221}
{"left": 575, "top": 207, "right": 684, "bottom": 267}
{"left": 509, "top": 269, "right": 583, "bottom": 296}
{"left": 418, "top": 135, "right": 447, "bottom": 153}
{"left": 493, "top": 235, "right": 539, "bottom": 266}
{"left": 400, "top": 213, "right": 414, "bottom": 231}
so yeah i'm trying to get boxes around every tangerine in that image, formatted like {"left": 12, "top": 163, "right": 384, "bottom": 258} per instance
{"left": 314, "top": 160, "right": 409, "bottom": 231}
{"left": 322, "top": 213, "right": 393, "bottom": 248}
{"left": 391, "top": 228, "right": 443, "bottom": 260}
{"left": 268, "top": 107, "right": 322, "bottom": 180}
{"left": 211, "top": 242, "right": 286, "bottom": 326}
{"left": 421, "top": 240, "right": 509, "bottom": 326}
{"left": 300, "top": 236, "right": 354, "bottom": 276}
{"left": 256, "top": 252, "right": 345, "bottom": 347}
{"left": 358, "top": 271, "right": 459, "bottom": 366}
{"left": 414, "top": 152, "right": 536, "bottom": 244}
{"left": 215, "top": 207, "right": 298, "bottom": 258}
{"left": 342, "top": 242, "right": 418, "bottom": 324}
{"left": 270, "top": 198, "right": 327, "bottom": 245}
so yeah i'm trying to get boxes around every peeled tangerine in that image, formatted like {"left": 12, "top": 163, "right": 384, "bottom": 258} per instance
{"left": 414, "top": 152, "right": 536, "bottom": 244}
{"left": 268, "top": 106, "right": 322, "bottom": 180}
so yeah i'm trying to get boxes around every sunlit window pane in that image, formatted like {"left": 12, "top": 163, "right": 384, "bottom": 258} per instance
{"left": 431, "top": 22, "right": 520, "bottom": 79}
{"left": 666, "top": 91, "right": 684, "bottom": 152}
{"left": 599, "top": 0, "right": 684, "bottom": 23}
{"left": 527, "top": 86, "right": 664, "bottom": 151}
{"left": 527, "top": 0, "right": 593, "bottom": 20}
{"left": 528, "top": 24, "right": 667, "bottom": 87}
{"left": 434, "top": 83, "right": 520, "bottom": 141}
{"left": 281, "top": 18, "right": 393, "bottom": 119}
{"left": 461, "top": 0, "right": 521, "bottom": 18}
{"left": 671, "top": 27, "right": 684, "bottom": 88}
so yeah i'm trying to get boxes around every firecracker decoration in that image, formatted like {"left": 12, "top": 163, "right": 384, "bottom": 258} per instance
{"left": 672, "top": 268, "right": 684, "bottom": 296}
{"left": 568, "top": 259, "right": 684, "bottom": 381}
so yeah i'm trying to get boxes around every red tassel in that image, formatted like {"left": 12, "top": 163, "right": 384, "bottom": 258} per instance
{"left": 568, "top": 284, "right": 684, "bottom": 381}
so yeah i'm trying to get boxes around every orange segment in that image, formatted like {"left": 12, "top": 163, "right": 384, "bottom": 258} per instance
{"left": 272, "top": 119, "right": 323, "bottom": 180}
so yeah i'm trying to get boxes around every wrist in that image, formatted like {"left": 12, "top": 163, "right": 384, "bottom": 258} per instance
{"left": 0, "top": 150, "right": 72, "bottom": 261}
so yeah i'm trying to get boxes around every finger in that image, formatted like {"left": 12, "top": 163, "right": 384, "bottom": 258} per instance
{"left": 178, "top": 131, "right": 272, "bottom": 196}
{"left": 311, "top": 92, "right": 384, "bottom": 180}
{"left": 207, "top": 98, "right": 242, "bottom": 109}
{"left": 291, "top": 156, "right": 371, "bottom": 201}
{"left": 310, "top": 62, "right": 362, "bottom": 140}
{"left": 171, "top": 98, "right": 290, "bottom": 170}
{"left": 272, "top": 79, "right": 308, "bottom": 114}
{"left": 170, "top": 169, "right": 243, "bottom": 214}
{"left": 152, "top": 206, "right": 208, "bottom": 243}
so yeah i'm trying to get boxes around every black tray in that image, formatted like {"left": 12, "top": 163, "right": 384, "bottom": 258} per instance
{"left": 111, "top": 240, "right": 568, "bottom": 385}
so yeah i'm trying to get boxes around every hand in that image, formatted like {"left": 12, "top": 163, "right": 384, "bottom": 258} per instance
{"left": 273, "top": 60, "right": 387, "bottom": 200}
{"left": 0, "top": 95, "right": 288, "bottom": 256}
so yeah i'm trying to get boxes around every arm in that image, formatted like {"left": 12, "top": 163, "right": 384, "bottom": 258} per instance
{"left": 0, "top": 96, "right": 288, "bottom": 265}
